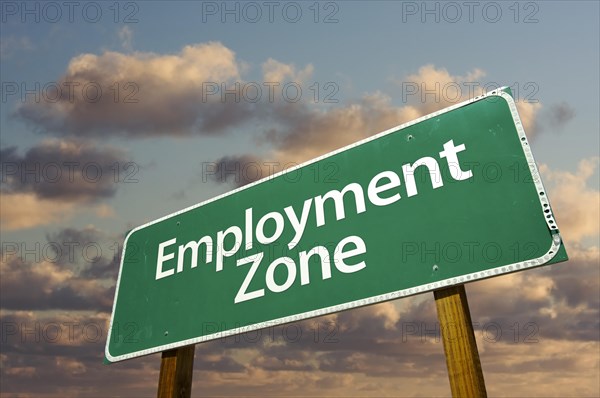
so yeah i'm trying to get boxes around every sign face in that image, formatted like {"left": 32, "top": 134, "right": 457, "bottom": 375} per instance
{"left": 106, "top": 88, "right": 567, "bottom": 362}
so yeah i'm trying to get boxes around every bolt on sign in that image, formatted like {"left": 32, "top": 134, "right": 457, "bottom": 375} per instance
{"left": 105, "top": 88, "right": 567, "bottom": 362}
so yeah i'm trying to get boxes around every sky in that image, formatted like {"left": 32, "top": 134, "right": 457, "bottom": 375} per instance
{"left": 0, "top": 0, "right": 599, "bottom": 397}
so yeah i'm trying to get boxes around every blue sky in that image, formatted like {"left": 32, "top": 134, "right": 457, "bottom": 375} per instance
{"left": 1, "top": 1, "right": 599, "bottom": 397}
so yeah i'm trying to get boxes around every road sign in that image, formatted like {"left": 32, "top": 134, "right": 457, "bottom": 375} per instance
{"left": 106, "top": 88, "right": 567, "bottom": 362}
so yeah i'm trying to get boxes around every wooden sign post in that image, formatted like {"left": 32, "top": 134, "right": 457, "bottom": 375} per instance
{"left": 435, "top": 285, "right": 487, "bottom": 397}
{"left": 157, "top": 345, "right": 195, "bottom": 398}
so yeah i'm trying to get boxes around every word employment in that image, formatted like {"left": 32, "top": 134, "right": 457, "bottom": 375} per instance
{"left": 155, "top": 140, "right": 473, "bottom": 303}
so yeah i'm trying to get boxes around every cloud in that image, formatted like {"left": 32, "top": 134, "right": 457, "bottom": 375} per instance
{"left": 0, "top": 252, "right": 113, "bottom": 311}
{"left": 209, "top": 65, "right": 545, "bottom": 188}
{"left": 262, "top": 58, "right": 314, "bottom": 83}
{"left": 516, "top": 100, "right": 542, "bottom": 137}
{"left": 0, "top": 192, "right": 120, "bottom": 231}
{"left": 118, "top": 26, "right": 133, "bottom": 51}
{"left": 0, "top": 193, "right": 78, "bottom": 231}
{"left": 1, "top": 139, "right": 129, "bottom": 201}
{"left": 208, "top": 92, "right": 423, "bottom": 188}
{"left": 539, "top": 157, "right": 600, "bottom": 245}
{"left": 396, "top": 65, "right": 542, "bottom": 138}
{"left": 0, "top": 226, "right": 120, "bottom": 310}
{"left": 545, "top": 102, "right": 576, "bottom": 129}
{"left": 479, "top": 338, "right": 599, "bottom": 397}
{"left": 15, "top": 42, "right": 247, "bottom": 137}
{"left": 45, "top": 226, "right": 121, "bottom": 280}
{"left": 208, "top": 154, "right": 265, "bottom": 187}
{"left": 550, "top": 246, "right": 600, "bottom": 312}
{"left": 0, "top": 35, "right": 34, "bottom": 58}
{"left": 0, "top": 310, "right": 161, "bottom": 397}
{"left": 94, "top": 203, "right": 116, "bottom": 218}
{"left": 269, "top": 92, "right": 421, "bottom": 164}
{"left": 465, "top": 245, "right": 599, "bottom": 343}
{"left": 398, "top": 64, "right": 486, "bottom": 114}
{"left": 14, "top": 45, "right": 543, "bottom": 151}
{"left": 1, "top": 139, "right": 132, "bottom": 230}
{"left": 15, "top": 48, "right": 476, "bottom": 145}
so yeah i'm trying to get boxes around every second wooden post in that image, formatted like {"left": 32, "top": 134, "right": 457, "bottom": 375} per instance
{"left": 157, "top": 345, "right": 195, "bottom": 398}
{"left": 434, "top": 285, "right": 487, "bottom": 398}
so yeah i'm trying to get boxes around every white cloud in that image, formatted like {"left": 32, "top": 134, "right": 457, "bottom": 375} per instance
{"left": 94, "top": 204, "right": 116, "bottom": 218}
{"left": 539, "top": 157, "right": 600, "bottom": 245}
{"left": 0, "top": 194, "right": 119, "bottom": 231}
{"left": 0, "top": 35, "right": 34, "bottom": 58}
{"left": 516, "top": 100, "right": 542, "bottom": 137}
{"left": 16, "top": 42, "right": 245, "bottom": 136}
{"left": 0, "top": 193, "right": 77, "bottom": 231}
{"left": 262, "top": 58, "right": 314, "bottom": 83}
{"left": 118, "top": 26, "right": 133, "bottom": 51}
{"left": 400, "top": 64, "right": 487, "bottom": 114}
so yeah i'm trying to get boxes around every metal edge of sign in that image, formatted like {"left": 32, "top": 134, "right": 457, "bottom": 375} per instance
{"left": 105, "top": 88, "right": 563, "bottom": 362}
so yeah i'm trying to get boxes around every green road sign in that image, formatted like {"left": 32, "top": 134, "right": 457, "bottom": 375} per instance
{"left": 105, "top": 88, "right": 567, "bottom": 362}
